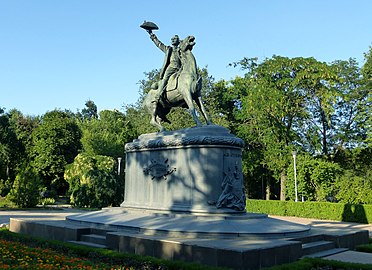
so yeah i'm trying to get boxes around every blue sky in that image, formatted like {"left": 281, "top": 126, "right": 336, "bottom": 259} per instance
{"left": 1, "top": 0, "right": 371, "bottom": 116}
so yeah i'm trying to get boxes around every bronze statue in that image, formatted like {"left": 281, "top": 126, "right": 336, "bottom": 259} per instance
{"left": 141, "top": 21, "right": 212, "bottom": 131}
{"left": 149, "top": 33, "right": 181, "bottom": 102}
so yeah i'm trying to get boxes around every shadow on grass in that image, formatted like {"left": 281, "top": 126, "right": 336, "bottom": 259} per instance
{"left": 342, "top": 204, "right": 368, "bottom": 224}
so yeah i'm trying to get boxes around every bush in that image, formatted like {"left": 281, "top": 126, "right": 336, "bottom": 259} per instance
{"left": 286, "top": 155, "right": 341, "bottom": 202}
{"left": 40, "top": 197, "right": 56, "bottom": 206}
{"left": 335, "top": 169, "right": 372, "bottom": 204}
{"left": 0, "top": 178, "right": 12, "bottom": 197}
{"left": 6, "top": 165, "right": 43, "bottom": 208}
{"left": 247, "top": 199, "right": 372, "bottom": 224}
{"left": 65, "top": 153, "right": 123, "bottom": 208}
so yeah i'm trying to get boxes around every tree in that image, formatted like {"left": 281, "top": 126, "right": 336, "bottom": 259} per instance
{"left": 285, "top": 154, "right": 341, "bottom": 202}
{"left": 231, "top": 56, "right": 311, "bottom": 200}
{"left": 333, "top": 147, "right": 372, "bottom": 204}
{"left": 361, "top": 46, "right": 372, "bottom": 147}
{"left": 80, "top": 100, "right": 98, "bottom": 120}
{"left": 331, "top": 59, "right": 368, "bottom": 153}
{"left": 65, "top": 153, "right": 123, "bottom": 208}
{"left": 7, "top": 164, "right": 43, "bottom": 208}
{"left": 196, "top": 67, "right": 230, "bottom": 128}
{"left": 8, "top": 109, "right": 39, "bottom": 165}
{"left": 31, "top": 110, "right": 82, "bottom": 193}
{"left": 0, "top": 109, "right": 21, "bottom": 181}
{"left": 80, "top": 110, "right": 136, "bottom": 158}
{"left": 231, "top": 56, "right": 346, "bottom": 199}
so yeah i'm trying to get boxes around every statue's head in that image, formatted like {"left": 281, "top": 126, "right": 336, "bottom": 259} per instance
{"left": 171, "top": 35, "right": 180, "bottom": 46}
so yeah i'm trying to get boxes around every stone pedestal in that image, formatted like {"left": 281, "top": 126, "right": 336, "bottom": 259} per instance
{"left": 121, "top": 125, "right": 246, "bottom": 214}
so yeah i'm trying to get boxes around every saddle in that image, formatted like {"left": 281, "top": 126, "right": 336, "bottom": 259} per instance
{"left": 165, "top": 72, "right": 179, "bottom": 91}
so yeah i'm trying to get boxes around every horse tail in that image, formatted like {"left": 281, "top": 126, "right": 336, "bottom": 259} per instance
{"left": 192, "top": 75, "right": 202, "bottom": 96}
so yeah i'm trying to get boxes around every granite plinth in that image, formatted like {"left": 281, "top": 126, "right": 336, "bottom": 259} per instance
{"left": 66, "top": 207, "right": 310, "bottom": 239}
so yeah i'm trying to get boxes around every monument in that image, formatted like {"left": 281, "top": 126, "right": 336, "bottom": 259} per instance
{"left": 122, "top": 21, "right": 246, "bottom": 213}
{"left": 9, "top": 22, "right": 369, "bottom": 270}
{"left": 63, "top": 21, "right": 312, "bottom": 265}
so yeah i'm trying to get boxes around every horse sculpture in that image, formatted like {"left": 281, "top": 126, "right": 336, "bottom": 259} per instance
{"left": 143, "top": 36, "right": 212, "bottom": 131}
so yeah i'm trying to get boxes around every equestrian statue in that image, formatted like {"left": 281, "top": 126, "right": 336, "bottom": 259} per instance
{"left": 141, "top": 21, "right": 212, "bottom": 131}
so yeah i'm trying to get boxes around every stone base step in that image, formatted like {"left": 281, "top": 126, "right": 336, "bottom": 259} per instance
{"left": 302, "top": 240, "right": 335, "bottom": 255}
{"left": 81, "top": 234, "right": 106, "bottom": 246}
{"left": 68, "top": 240, "right": 107, "bottom": 249}
{"left": 304, "top": 248, "right": 349, "bottom": 258}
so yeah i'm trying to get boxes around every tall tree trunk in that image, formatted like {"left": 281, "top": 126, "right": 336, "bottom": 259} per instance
{"left": 6, "top": 164, "right": 10, "bottom": 179}
{"left": 280, "top": 171, "right": 286, "bottom": 201}
{"left": 265, "top": 179, "right": 271, "bottom": 200}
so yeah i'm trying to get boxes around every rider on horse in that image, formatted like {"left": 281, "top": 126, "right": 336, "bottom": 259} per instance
{"left": 148, "top": 31, "right": 182, "bottom": 103}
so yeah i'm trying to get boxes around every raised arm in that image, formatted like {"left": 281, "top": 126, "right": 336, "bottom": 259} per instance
{"left": 149, "top": 32, "right": 168, "bottom": 53}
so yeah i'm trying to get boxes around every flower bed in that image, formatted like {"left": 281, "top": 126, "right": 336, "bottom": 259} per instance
{"left": 0, "top": 238, "right": 119, "bottom": 269}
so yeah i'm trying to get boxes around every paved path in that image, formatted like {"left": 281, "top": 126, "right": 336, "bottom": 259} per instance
{"left": 270, "top": 215, "right": 372, "bottom": 237}
{"left": 0, "top": 208, "right": 84, "bottom": 225}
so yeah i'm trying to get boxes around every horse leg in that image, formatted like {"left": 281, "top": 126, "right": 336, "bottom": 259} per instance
{"left": 148, "top": 101, "right": 165, "bottom": 132}
{"left": 184, "top": 91, "right": 202, "bottom": 127}
{"left": 195, "top": 96, "right": 212, "bottom": 125}
{"left": 156, "top": 115, "right": 166, "bottom": 132}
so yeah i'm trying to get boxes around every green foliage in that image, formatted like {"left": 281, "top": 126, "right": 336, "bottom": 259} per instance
{"left": 335, "top": 170, "right": 372, "bottom": 204}
{"left": 65, "top": 153, "right": 123, "bottom": 208}
{"left": 124, "top": 104, "right": 156, "bottom": 135}
{"left": 356, "top": 241, "right": 372, "bottom": 254}
{"left": 80, "top": 109, "right": 135, "bottom": 158}
{"left": 0, "top": 110, "right": 23, "bottom": 181}
{"left": 80, "top": 99, "right": 98, "bottom": 120}
{"left": 0, "top": 179, "right": 12, "bottom": 197}
{"left": 286, "top": 154, "right": 341, "bottom": 201}
{"left": 7, "top": 165, "right": 43, "bottom": 208}
{"left": 361, "top": 46, "right": 372, "bottom": 91}
{"left": 0, "top": 196, "right": 15, "bottom": 208}
{"left": 333, "top": 147, "right": 372, "bottom": 204}
{"left": 39, "top": 197, "right": 56, "bottom": 206}
{"left": 231, "top": 56, "right": 338, "bottom": 196}
{"left": 331, "top": 59, "right": 369, "bottom": 150}
{"left": 247, "top": 199, "right": 372, "bottom": 224}
{"left": 31, "top": 110, "right": 82, "bottom": 193}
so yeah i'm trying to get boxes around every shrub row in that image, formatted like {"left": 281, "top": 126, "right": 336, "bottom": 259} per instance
{"left": 264, "top": 257, "right": 372, "bottom": 270}
{"left": 247, "top": 199, "right": 372, "bottom": 224}
{"left": 0, "top": 228, "right": 224, "bottom": 270}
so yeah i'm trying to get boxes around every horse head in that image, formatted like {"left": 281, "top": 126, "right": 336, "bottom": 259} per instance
{"left": 180, "top": 36, "right": 196, "bottom": 52}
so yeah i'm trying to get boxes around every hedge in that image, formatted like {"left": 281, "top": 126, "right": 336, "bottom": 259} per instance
{"left": 247, "top": 199, "right": 372, "bottom": 224}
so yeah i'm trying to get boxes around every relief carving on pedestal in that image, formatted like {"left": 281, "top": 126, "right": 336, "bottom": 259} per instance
{"left": 143, "top": 158, "right": 176, "bottom": 180}
{"left": 216, "top": 158, "right": 246, "bottom": 211}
